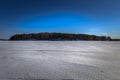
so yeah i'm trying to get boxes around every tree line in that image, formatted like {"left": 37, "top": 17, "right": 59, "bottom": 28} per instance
{"left": 9, "top": 32, "right": 111, "bottom": 41}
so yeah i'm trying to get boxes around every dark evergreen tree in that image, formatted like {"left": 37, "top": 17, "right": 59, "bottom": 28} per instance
{"left": 9, "top": 32, "right": 112, "bottom": 41}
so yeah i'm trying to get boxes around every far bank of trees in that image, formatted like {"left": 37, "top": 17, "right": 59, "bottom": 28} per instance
{"left": 9, "top": 32, "right": 111, "bottom": 41}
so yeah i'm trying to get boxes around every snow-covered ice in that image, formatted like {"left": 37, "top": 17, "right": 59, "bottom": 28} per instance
{"left": 0, "top": 41, "right": 120, "bottom": 80}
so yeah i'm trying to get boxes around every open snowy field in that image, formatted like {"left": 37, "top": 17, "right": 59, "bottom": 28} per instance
{"left": 0, "top": 41, "right": 120, "bottom": 80}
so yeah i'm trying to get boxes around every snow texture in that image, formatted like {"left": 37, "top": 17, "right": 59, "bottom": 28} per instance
{"left": 0, "top": 41, "right": 120, "bottom": 80}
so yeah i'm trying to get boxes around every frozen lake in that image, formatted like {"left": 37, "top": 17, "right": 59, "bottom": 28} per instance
{"left": 0, "top": 41, "right": 120, "bottom": 80}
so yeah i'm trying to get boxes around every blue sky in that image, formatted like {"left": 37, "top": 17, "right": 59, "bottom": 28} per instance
{"left": 0, "top": 0, "right": 120, "bottom": 39}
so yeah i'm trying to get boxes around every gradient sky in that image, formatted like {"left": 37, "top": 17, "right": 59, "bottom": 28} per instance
{"left": 0, "top": 0, "right": 120, "bottom": 39}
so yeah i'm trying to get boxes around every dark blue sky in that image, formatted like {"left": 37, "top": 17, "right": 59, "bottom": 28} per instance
{"left": 0, "top": 0, "right": 120, "bottom": 39}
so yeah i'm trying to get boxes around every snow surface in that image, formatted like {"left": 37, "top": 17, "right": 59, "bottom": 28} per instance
{"left": 0, "top": 41, "right": 120, "bottom": 80}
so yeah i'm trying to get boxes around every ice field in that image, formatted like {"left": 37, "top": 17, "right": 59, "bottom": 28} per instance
{"left": 0, "top": 41, "right": 120, "bottom": 80}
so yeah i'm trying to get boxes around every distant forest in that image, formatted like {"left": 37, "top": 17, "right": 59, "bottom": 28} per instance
{"left": 9, "top": 32, "right": 112, "bottom": 41}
